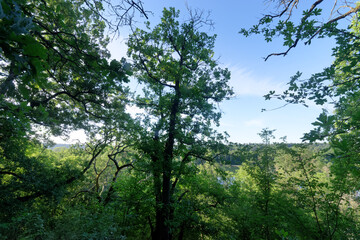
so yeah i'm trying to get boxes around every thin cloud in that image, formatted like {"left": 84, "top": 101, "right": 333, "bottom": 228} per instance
{"left": 227, "top": 65, "right": 286, "bottom": 97}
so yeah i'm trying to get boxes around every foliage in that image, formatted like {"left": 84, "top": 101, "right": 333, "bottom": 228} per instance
{"left": 0, "top": 0, "right": 132, "bottom": 138}
{"left": 240, "top": 2, "right": 360, "bottom": 237}
{"left": 240, "top": 0, "right": 359, "bottom": 61}
{"left": 126, "top": 7, "right": 233, "bottom": 239}
{"left": 2, "top": 1, "right": 360, "bottom": 239}
{"left": 225, "top": 141, "right": 360, "bottom": 239}
{"left": 0, "top": 0, "right": 135, "bottom": 238}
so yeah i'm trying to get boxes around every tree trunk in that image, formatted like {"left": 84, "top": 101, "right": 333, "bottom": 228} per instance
{"left": 153, "top": 80, "right": 180, "bottom": 240}
{"left": 152, "top": 136, "right": 166, "bottom": 240}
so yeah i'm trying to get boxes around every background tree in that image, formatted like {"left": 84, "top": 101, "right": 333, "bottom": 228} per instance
{"left": 224, "top": 141, "right": 359, "bottom": 239}
{"left": 127, "top": 7, "right": 233, "bottom": 240}
{"left": 241, "top": 0, "right": 360, "bottom": 193}
{"left": 226, "top": 130, "right": 288, "bottom": 239}
{"left": 240, "top": 1, "right": 360, "bottom": 238}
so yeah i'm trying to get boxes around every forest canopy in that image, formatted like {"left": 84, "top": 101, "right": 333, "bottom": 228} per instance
{"left": 1, "top": 0, "right": 360, "bottom": 239}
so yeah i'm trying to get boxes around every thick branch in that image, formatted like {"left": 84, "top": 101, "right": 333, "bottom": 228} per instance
{"left": 171, "top": 151, "right": 191, "bottom": 192}
{"left": 16, "top": 140, "right": 106, "bottom": 202}
{"left": 137, "top": 55, "right": 176, "bottom": 88}
{"left": 103, "top": 162, "right": 133, "bottom": 205}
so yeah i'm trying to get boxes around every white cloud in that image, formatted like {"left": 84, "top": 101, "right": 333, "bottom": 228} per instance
{"left": 226, "top": 65, "right": 286, "bottom": 97}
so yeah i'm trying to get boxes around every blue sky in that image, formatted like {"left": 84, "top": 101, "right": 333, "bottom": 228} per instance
{"left": 118, "top": 0, "right": 337, "bottom": 143}
{"left": 57, "top": 1, "right": 340, "bottom": 144}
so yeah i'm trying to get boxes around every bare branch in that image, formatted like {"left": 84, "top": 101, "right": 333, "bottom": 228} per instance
{"left": 263, "top": 0, "right": 300, "bottom": 21}
{"left": 84, "top": 0, "right": 150, "bottom": 36}
{"left": 265, "top": 0, "right": 325, "bottom": 61}
{"left": 177, "top": 190, "right": 189, "bottom": 202}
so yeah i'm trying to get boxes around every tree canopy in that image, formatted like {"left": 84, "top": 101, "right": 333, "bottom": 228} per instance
{"left": 127, "top": 8, "right": 233, "bottom": 239}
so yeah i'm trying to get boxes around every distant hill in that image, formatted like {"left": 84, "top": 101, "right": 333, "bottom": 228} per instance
{"left": 49, "top": 144, "right": 72, "bottom": 150}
